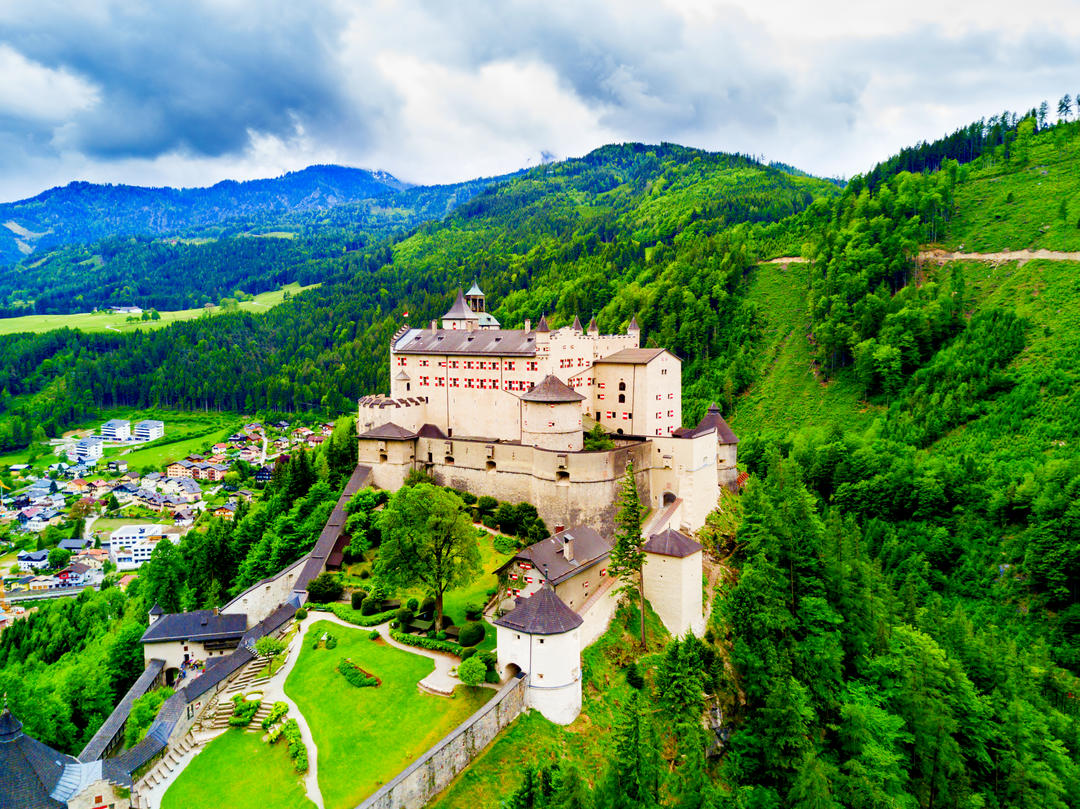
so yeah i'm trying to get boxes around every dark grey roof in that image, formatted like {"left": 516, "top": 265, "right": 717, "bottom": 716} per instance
{"left": 417, "top": 423, "right": 449, "bottom": 439}
{"left": 442, "top": 290, "right": 477, "bottom": 320}
{"left": 466, "top": 281, "right": 484, "bottom": 297}
{"left": 503, "top": 525, "right": 611, "bottom": 585}
{"left": 536, "top": 314, "right": 550, "bottom": 333}
{"left": 393, "top": 327, "right": 537, "bottom": 357}
{"left": 521, "top": 375, "right": 586, "bottom": 403}
{"left": 359, "top": 422, "right": 417, "bottom": 440}
{"left": 148, "top": 603, "right": 164, "bottom": 616}
{"left": 0, "top": 708, "right": 71, "bottom": 809}
{"left": 58, "top": 539, "right": 90, "bottom": 551}
{"left": 79, "top": 659, "right": 165, "bottom": 762}
{"left": 644, "top": 528, "right": 702, "bottom": 558}
{"left": 140, "top": 610, "right": 247, "bottom": 644}
{"left": 494, "top": 587, "right": 583, "bottom": 635}
{"left": 18, "top": 550, "right": 48, "bottom": 562}
{"left": 690, "top": 403, "right": 739, "bottom": 444}
{"left": 293, "top": 465, "right": 372, "bottom": 596}
{"left": 594, "top": 348, "right": 669, "bottom": 365}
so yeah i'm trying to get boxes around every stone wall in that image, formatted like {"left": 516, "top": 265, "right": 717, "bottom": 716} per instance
{"left": 357, "top": 674, "right": 528, "bottom": 809}
{"left": 222, "top": 554, "right": 307, "bottom": 626}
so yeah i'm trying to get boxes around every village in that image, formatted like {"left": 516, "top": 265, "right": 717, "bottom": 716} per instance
{"left": 0, "top": 416, "right": 343, "bottom": 626}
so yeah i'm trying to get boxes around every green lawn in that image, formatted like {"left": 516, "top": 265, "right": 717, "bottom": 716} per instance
{"left": 161, "top": 728, "right": 315, "bottom": 809}
{"left": 0, "top": 282, "right": 319, "bottom": 336}
{"left": 285, "top": 620, "right": 493, "bottom": 809}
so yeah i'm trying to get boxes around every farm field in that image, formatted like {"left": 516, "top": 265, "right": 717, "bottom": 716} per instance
{"left": 285, "top": 620, "right": 493, "bottom": 809}
{"left": 0, "top": 282, "right": 319, "bottom": 336}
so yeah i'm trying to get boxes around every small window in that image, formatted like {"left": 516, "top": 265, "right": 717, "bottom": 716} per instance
{"left": 618, "top": 394, "right": 625, "bottom": 404}
{"left": 618, "top": 381, "right": 626, "bottom": 391}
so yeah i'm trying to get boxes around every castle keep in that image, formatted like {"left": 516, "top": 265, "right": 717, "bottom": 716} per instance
{"left": 357, "top": 285, "right": 738, "bottom": 535}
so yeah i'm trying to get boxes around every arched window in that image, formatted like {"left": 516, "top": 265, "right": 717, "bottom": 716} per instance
{"left": 618, "top": 394, "right": 626, "bottom": 404}
{"left": 618, "top": 381, "right": 626, "bottom": 391}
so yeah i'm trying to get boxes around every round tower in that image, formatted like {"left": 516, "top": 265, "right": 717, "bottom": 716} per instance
{"left": 494, "top": 586, "right": 583, "bottom": 725}
{"left": 520, "top": 375, "right": 585, "bottom": 452}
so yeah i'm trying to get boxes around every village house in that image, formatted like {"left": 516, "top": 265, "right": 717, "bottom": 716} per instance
{"left": 140, "top": 605, "right": 248, "bottom": 674}
{"left": 17, "top": 549, "right": 49, "bottom": 572}
{"left": 213, "top": 502, "right": 237, "bottom": 521}
{"left": 68, "top": 437, "right": 104, "bottom": 463}
{"left": 109, "top": 525, "right": 181, "bottom": 570}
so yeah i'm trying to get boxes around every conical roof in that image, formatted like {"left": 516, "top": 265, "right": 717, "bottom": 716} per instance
{"left": 572, "top": 315, "right": 583, "bottom": 331}
{"left": 627, "top": 315, "right": 640, "bottom": 331}
{"left": 0, "top": 707, "right": 22, "bottom": 743}
{"left": 644, "top": 527, "right": 702, "bottom": 558}
{"left": 536, "top": 314, "right": 550, "bottom": 333}
{"left": 521, "top": 375, "right": 586, "bottom": 403}
{"left": 587, "top": 316, "right": 598, "bottom": 332}
{"left": 466, "top": 281, "right": 484, "bottom": 297}
{"left": 0, "top": 705, "right": 74, "bottom": 809}
{"left": 494, "top": 586, "right": 583, "bottom": 635}
{"left": 691, "top": 403, "right": 739, "bottom": 444}
{"left": 148, "top": 603, "right": 164, "bottom": 616}
{"left": 442, "top": 290, "right": 477, "bottom": 320}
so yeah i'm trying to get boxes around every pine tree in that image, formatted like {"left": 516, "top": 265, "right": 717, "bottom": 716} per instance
{"left": 788, "top": 752, "right": 842, "bottom": 809}
{"left": 610, "top": 460, "right": 647, "bottom": 648}
{"left": 602, "top": 692, "right": 661, "bottom": 809}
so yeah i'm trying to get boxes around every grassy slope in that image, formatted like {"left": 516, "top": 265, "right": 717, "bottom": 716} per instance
{"left": 0, "top": 282, "right": 319, "bottom": 336}
{"left": 943, "top": 129, "right": 1080, "bottom": 252}
{"left": 285, "top": 620, "right": 492, "bottom": 809}
{"left": 728, "top": 260, "right": 879, "bottom": 437}
{"left": 161, "top": 728, "right": 315, "bottom": 809}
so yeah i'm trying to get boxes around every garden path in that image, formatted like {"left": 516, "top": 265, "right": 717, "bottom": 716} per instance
{"left": 270, "top": 616, "right": 326, "bottom": 809}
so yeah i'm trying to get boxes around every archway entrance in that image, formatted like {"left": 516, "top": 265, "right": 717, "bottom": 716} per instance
{"left": 663, "top": 491, "right": 677, "bottom": 506}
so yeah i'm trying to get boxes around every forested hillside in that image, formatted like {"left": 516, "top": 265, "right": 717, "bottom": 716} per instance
{"left": 0, "top": 143, "right": 837, "bottom": 444}
{"left": 0, "top": 164, "right": 408, "bottom": 265}
{"left": 4, "top": 115, "right": 1080, "bottom": 807}
{"left": 0, "top": 172, "right": 510, "bottom": 315}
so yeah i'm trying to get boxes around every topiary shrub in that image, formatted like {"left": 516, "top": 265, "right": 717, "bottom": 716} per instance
{"left": 295, "top": 607, "right": 308, "bottom": 620}
{"left": 361, "top": 595, "right": 380, "bottom": 615}
{"left": 351, "top": 590, "right": 367, "bottom": 610}
{"left": 325, "top": 634, "right": 338, "bottom": 650}
{"left": 406, "top": 597, "right": 419, "bottom": 612}
{"left": 369, "top": 630, "right": 380, "bottom": 640}
{"left": 306, "top": 572, "right": 344, "bottom": 604}
{"left": 458, "top": 621, "right": 485, "bottom": 647}
{"left": 458, "top": 654, "right": 486, "bottom": 686}
{"left": 440, "top": 615, "right": 455, "bottom": 629}
{"left": 460, "top": 646, "right": 478, "bottom": 660}
{"left": 396, "top": 607, "right": 415, "bottom": 626}
{"left": 482, "top": 515, "right": 497, "bottom": 529}
{"left": 337, "top": 658, "right": 379, "bottom": 687}
{"left": 464, "top": 603, "right": 484, "bottom": 621}
{"left": 419, "top": 597, "right": 436, "bottom": 619}
{"left": 485, "top": 668, "right": 501, "bottom": 684}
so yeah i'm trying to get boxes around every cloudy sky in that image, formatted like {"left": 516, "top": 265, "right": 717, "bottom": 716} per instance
{"left": 0, "top": 0, "right": 1077, "bottom": 202}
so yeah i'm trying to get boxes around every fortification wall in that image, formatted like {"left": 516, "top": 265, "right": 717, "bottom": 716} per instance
{"left": 358, "top": 674, "right": 528, "bottom": 809}
{"left": 222, "top": 554, "right": 306, "bottom": 625}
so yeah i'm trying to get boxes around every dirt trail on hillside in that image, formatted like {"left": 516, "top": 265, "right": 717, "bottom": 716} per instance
{"left": 919, "top": 248, "right": 1080, "bottom": 265}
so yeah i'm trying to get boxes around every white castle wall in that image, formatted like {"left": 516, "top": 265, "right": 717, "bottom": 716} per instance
{"left": 643, "top": 549, "right": 705, "bottom": 637}
{"left": 495, "top": 623, "right": 582, "bottom": 726}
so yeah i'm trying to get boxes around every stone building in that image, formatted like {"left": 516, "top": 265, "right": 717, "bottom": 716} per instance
{"left": 357, "top": 285, "right": 739, "bottom": 534}
{"left": 0, "top": 705, "right": 131, "bottom": 809}
{"left": 496, "top": 525, "right": 611, "bottom": 612}
{"left": 642, "top": 528, "right": 705, "bottom": 637}
{"left": 140, "top": 605, "right": 248, "bottom": 679}
{"left": 493, "top": 586, "right": 583, "bottom": 726}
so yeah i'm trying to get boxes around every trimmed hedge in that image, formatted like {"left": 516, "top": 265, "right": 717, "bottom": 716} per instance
{"left": 389, "top": 628, "right": 463, "bottom": 657}
{"left": 337, "top": 658, "right": 379, "bottom": 688}
{"left": 328, "top": 603, "right": 397, "bottom": 627}
{"left": 280, "top": 719, "right": 308, "bottom": 773}
{"left": 229, "top": 694, "right": 261, "bottom": 727}
{"left": 458, "top": 621, "right": 485, "bottom": 647}
{"left": 261, "top": 701, "right": 288, "bottom": 730}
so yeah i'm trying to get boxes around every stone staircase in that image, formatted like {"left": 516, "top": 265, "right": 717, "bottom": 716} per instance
{"left": 131, "top": 731, "right": 197, "bottom": 803}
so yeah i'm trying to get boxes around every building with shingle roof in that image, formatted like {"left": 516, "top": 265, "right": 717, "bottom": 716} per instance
{"left": 0, "top": 705, "right": 131, "bottom": 809}
{"left": 494, "top": 586, "right": 584, "bottom": 726}
{"left": 643, "top": 527, "right": 705, "bottom": 637}
{"left": 140, "top": 609, "right": 248, "bottom": 674}
{"left": 497, "top": 525, "right": 611, "bottom": 610}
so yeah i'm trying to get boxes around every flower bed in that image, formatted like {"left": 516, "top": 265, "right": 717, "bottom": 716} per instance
{"left": 337, "top": 658, "right": 380, "bottom": 688}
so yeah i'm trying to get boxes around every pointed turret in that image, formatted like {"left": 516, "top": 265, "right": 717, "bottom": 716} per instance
{"left": 148, "top": 602, "right": 164, "bottom": 625}
{"left": 571, "top": 315, "right": 583, "bottom": 332}
{"left": 627, "top": 314, "right": 640, "bottom": 346}
{"left": 587, "top": 316, "right": 599, "bottom": 336}
{"left": 536, "top": 314, "right": 550, "bottom": 333}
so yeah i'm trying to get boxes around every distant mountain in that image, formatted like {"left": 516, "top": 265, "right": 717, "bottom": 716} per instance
{"left": 0, "top": 165, "right": 411, "bottom": 264}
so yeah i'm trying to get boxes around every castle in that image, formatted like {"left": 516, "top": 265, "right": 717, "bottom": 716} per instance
{"left": 357, "top": 285, "right": 738, "bottom": 536}
{"left": 358, "top": 286, "right": 739, "bottom": 725}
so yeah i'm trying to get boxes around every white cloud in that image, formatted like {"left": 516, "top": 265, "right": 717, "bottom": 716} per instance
{"left": 0, "top": 0, "right": 1078, "bottom": 199}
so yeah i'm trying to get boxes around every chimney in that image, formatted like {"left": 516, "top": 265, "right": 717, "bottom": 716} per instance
{"left": 524, "top": 318, "right": 531, "bottom": 333}
{"left": 563, "top": 534, "right": 574, "bottom": 561}
{"left": 430, "top": 319, "right": 437, "bottom": 331}
{"left": 466, "top": 318, "right": 476, "bottom": 332}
